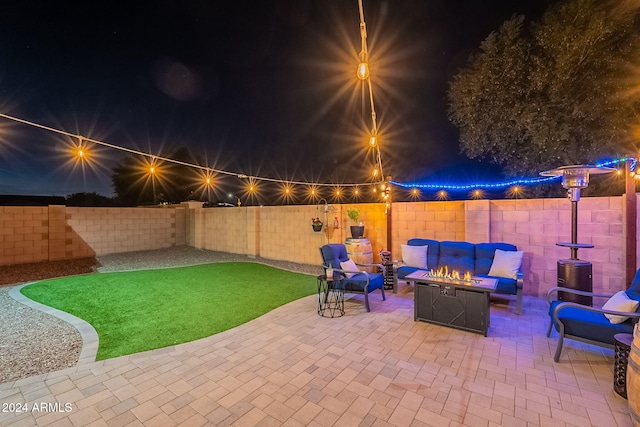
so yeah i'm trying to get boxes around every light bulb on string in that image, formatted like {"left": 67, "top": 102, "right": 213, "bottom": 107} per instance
{"left": 357, "top": 52, "right": 369, "bottom": 80}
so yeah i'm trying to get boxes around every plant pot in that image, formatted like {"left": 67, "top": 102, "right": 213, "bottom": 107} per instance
{"left": 350, "top": 225, "right": 365, "bottom": 238}
{"left": 312, "top": 224, "right": 323, "bottom": 232}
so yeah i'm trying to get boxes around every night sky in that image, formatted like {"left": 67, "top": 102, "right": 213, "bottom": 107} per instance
{"left": 0, "top": 0, "right": 557, "bottom": 199}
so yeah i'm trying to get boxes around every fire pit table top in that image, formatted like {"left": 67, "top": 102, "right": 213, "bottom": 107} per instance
{"left": 405, "top": 270, "right": 497, "bottom": 293}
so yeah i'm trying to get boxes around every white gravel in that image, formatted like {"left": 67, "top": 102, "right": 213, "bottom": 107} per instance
{"left": 0, "top": 247, "right": 323, "bottom": 384}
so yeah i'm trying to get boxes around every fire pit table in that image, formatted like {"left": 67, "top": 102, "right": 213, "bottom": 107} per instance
{"left": 407, "top": 270, "right": 497, "bottom": 336}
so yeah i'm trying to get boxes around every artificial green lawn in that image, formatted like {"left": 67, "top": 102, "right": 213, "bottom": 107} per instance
{"left": 21, "top": 262, "right": 316, "bottom": 360}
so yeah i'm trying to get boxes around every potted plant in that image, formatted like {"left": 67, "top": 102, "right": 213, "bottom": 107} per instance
{"left": 347, "top": 208, "right": 364, "bottom": 238}
{"left": 311, "top": 217, "right": 323, "bottom": 232}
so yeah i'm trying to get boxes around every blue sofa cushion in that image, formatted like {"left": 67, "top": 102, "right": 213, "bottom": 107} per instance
{"left": 407, "top": 238, "right": 440, "bottom": 270}
{"left": 396, "top": 265, "right": 423, "bottom": 279}
{"left": 475, "top": 274, "right": 517, "bottom": 295}
{"left": 627, "top": 268, "right": 640, "bottom": 301}
{"left": 344, "top": 273, "right": 384, "bottom": 293}
{"left": 549, "top": 300, "right": 635, "bottom": 344}
{"left": 475, "top": 243, "right": 518, "bottom": 276}
{"left": 439, "top": 241, "right": 475, "bottom": 273}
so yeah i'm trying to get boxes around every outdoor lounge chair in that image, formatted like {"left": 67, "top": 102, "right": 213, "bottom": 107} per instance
{"left": 546, "top": 269, "right": 640, "bottom": 362}
{"left": 319, "top": 243, "right": 386, "bottom": 312}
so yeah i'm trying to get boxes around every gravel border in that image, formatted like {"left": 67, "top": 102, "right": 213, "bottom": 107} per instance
{"left": 1, "top": 247, "right": 323, "bottom": 384}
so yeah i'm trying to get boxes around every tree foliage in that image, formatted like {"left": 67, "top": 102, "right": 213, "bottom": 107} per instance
{"left": 447, "top": 0, "right": 640, "bottom": 176}
{"left": 65, "top": 192, "right": 116, "bottom": 207}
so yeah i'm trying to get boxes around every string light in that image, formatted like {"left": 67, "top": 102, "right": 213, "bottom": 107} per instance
{"left": 393, "top": 158, "right": 636, "bottom": 192}
{"left": 0, "top": 2, "right": 392, "bottom": 201}
{"left": 0, "top": 111, "right": 635, "bottom": 201}
{"left": 0, "top": 113, "right": 373, "bottom": 189}
{"left": 357, "top": 0, "right": 385, "bottom": 191}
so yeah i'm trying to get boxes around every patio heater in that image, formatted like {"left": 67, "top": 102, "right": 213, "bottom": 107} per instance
{"left": 540, "top": 165, "right": 614, "bottom": 305}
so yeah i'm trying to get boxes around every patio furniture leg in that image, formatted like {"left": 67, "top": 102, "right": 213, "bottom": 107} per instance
{"left": 554, "top": 335, "right": 565, "bottom": 362}
{"left": 364, "top": 292, "right": 370, "bottom": 312}
{"left": 553, "top": 322, "right": 566, "bottom": 362}
{"left": 381, "top": 287, "right": 386, "bottom": 301}
{"left": 546, "top": 318, "right": 553, "bottom": 337}
{"left": 516, "top": 289, "right": 522, "bottom": 315}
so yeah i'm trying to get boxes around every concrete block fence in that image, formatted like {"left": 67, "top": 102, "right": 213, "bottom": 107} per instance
{"left": 0, "top": 205, "right": 186, "bottom": 265}
{"left": 0, "top": 196, "right": 636, "bottom": 297}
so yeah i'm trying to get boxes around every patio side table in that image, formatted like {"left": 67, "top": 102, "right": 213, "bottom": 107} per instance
{"left": 317, "top": 275, "right": 344, "bottom": 318}
{"left": 379, "top": 250, "right": 394, "bottom": 290}
{"left": 614, "top": 333, "right": 633, "bottom": 399}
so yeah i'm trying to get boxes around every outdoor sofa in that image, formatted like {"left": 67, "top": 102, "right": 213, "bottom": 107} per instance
{"left": 393, "top": 238, "right": 524, "bottom": 314}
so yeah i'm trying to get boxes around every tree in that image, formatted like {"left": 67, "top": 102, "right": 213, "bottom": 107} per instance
{"left": 447, "top": 0, "right": 640, "bottom": 176}
{"left": 65, "top": 192, "right": 115, "bottom": 207}
{"left": 111, "top": 147, "right": 203, "bottom": 206}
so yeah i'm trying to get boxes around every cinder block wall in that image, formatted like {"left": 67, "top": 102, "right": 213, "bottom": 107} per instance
{"left": 0, "top": 205, "right": 186, "bottom": 265}
{"left": 391, "top": 201, "right": 466, "bottom": 258}
{"left": 192, "top": 203, "right": 388, "bottom": 266}
{"left": 65, "top": 206, "right": 186, "bottom": 256}
{"left": 487, "top": 197, "right": 624, "bottom": 297}
{"left": 1, "top": 206, "right": 50, "bottom": 264}
{"left": 0, "top": 196, "right": 633, "bottom": 298}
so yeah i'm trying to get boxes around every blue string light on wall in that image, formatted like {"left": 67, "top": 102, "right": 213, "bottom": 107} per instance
{"left": 392, "top": 157, "right": 637, "bottom": 193}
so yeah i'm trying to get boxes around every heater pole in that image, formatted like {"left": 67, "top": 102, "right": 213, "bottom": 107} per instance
{"left": 571, "top": 200, "right": 578, "bottom": 259}
{"left": 568, "top": 187, "right": 581, "bottom": 260}
{"left": 386, "top": 176, "right": 392, "bottom": 255}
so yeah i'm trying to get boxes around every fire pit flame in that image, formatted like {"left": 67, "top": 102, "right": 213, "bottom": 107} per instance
{"left": 423, "top": 267, "right": 478, "bottom": 284}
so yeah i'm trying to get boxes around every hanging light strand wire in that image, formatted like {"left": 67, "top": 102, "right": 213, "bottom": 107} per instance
{"left": 0, "top": 112, "right": 371, "bottom": 187}
{"left": 358, "top": 0, "right": 384, "bottom": 183}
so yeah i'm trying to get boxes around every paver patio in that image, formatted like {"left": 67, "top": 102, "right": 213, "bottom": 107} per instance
{"left": 0, "top": 284, "right": 634, "bottom": 426}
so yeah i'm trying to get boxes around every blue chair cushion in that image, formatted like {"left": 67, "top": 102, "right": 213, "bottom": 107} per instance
{"left": 549, "top": 300, "right": 636, "bottom": 344}
{"left": 320, "top": 244, "right": 348, "bottom": 271}
{"left": 439, "top": 241, "right": 475, "bottom": 273}
{"left": 475, "top": 274, "right": 517, "bottom": 295}
{"left": 343, "top": 273, "right": 384, "bottom": 293}
{"left": 475, "top": 243, "right": 518, "bottom": 276}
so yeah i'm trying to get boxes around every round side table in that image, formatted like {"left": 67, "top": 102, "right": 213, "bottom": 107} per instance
{"left": 316, "top": 275, "right": 344, "bottom": 318}
{"left": 614, "top": 333, "right": 633, "bottom": 399}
